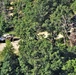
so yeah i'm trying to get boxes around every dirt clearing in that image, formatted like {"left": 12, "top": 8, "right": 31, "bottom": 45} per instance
{"left": 0, "top": 40, "right": 20, "bottom": 53}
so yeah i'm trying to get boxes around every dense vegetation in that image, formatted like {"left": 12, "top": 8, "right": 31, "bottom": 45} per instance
{"left": 0, "top": 0, "right": 76, "bottom": 75}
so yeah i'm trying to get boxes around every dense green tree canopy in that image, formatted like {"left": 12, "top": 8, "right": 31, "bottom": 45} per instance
{"left": 0, "top": 0, "right": 76, "bottom": 75}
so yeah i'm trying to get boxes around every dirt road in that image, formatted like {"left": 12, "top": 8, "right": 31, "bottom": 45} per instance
{"left": 0, "top": 40, "right": 19, "bottom": 53}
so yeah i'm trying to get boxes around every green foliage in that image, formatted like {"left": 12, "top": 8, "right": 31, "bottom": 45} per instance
{"left": 19, "top": 39, "right": 64, "bottom": 75}
{"left": 0, "top": 40, "right": 22, "bottom": 75}
{"left": 0, "top": 0, "right": 76, "bottom": 75}
{"left": 59, "top": 0, "right": 75, "bottom": 5}
{"left": 62, "top": 59, "right": 76, "bottom": 75}
{"left": 0, "top": 40, "right": 13, "bottom": 62}
{"left": 71, "top": 0, "right": 76, "bottom": 14}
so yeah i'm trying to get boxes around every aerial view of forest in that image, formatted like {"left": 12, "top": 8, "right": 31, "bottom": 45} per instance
{"left": 0, "top": 0, "right": 76, "bottom": 75}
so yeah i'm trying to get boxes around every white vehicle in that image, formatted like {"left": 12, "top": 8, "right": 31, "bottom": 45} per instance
{"left": 0, "top": 37, "right": 5, "bottom": 42}
{"left": 2, "top": 34, "right": 14, "bottom": 41}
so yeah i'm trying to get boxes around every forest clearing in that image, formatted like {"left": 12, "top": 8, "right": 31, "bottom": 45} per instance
{"left": 0, "top": 40, "right": 19, "bottom": 53}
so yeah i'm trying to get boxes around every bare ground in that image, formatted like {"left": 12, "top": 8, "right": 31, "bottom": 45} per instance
{"left": 0, "top": 40, "right": 20, "bottom": 54}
